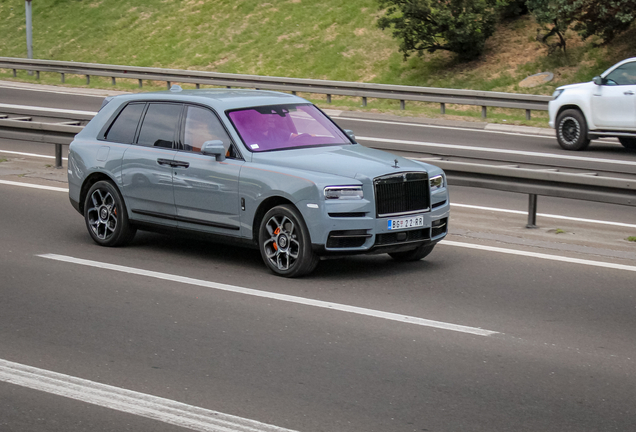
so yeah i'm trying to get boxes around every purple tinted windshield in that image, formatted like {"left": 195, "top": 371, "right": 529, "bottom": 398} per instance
{"left": 228, "top": 104, "right": 351, "bottom": 152}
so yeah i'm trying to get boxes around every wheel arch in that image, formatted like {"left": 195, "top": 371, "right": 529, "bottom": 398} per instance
{"left": 251, "top": 196, "right": 297, "bottom": 244}
{"left": 79, "top": 172, "right": 121, "bottom": 215}
{"left": 556, "top": 104, "right": 585, "bottom": 120}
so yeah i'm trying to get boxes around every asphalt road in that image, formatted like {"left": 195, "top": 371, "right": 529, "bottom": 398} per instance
{"left": 1, "top": 83, "right": 636, "bottom": 431}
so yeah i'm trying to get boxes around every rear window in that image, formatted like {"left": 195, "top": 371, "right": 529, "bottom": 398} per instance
{"left": 104, "top": 103, "right": 144, "bottom": 144}
{"left": 227, "top": 104, "right": 351, "bottom": 152}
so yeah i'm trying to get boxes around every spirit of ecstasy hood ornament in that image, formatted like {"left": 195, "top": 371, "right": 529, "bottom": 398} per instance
{"left": 392, "top": 158, "right": 399, "bottom": 168}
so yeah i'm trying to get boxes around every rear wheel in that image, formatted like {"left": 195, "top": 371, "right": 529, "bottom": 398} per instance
{"left": 84, "top": 180, "right": 136, "bottom": 247}
{"left": 618, "top": 137, "right": 636, "bottom": 150}
{"left": 259, "top": 204, "right": 319, "bottom": 277}
{"left": 556, "top": 109, "right": 590, "bottom": 151}
{"left": 389, "top": 244, "right": 435, "bottom": 262}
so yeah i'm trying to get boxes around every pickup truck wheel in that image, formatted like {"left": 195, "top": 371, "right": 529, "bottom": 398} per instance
{"left": 84, "top": 180, "right": 136, "bottom": 247}
{"left": 259, "top": 204, "right": 319, "bottom": 277}
{"left": 556, "top": 109, "right": 590, "bottom": 151}
{"left": 618, "top": 137, "right": 636, "bottom": 150}
{"left": 389, "top": 244, "right": 435, "bottom": 262}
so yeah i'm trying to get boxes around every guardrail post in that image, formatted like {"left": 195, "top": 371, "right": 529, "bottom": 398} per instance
{"left": 227, "top": 86, "right": 232, "bottom": 89}
{"left": 36, "top": 71, "right": 40, "bottom": 80}
{"left": 112, "top": 77, "right": 116, "bottom": 86}
{"left": 138, "top": 79, "right": 143, "bottom": 88}
{"left": 400, "top": 100, "right": 405, "bottom": 110}
{"left": 526, "top": 194, "right": 538, "bottom": 228}
{"left": 292, "top": 91, "right": 296, "bottom": 95}
{"left": 61, "top": 73, "right": 65, "bottom": 83}
{"left": 441, "top": 103, "right": 446, "bottom": 114}
{"left": 55, "top": 144, "right": 63, "bottom": 169}
{"left": 167, "top": 81, "right": 171, "bottom": 89}
{"left": 13, "top": 69, "right": 17, "bottom": 77}
{"left": 327, "top": 94, "right": 331, "bottom": 103}
{"left": 362, "top": 97, "right": 367, "bottom": 107}
{"left": 526, "top": 109, "right": 531, "bottom": 120}
{"left": 196, "top": 83, "right": 200, "bottom": 89}
{"left": 86, "top": 75, "right": 90, "bottom": 85}
{"left": 481, "top": 106, "right": 487, "bottom": 118}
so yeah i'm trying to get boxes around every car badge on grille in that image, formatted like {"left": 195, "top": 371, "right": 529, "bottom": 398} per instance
{"left": 392, "top": 159, "right": 399, "bottom": 168}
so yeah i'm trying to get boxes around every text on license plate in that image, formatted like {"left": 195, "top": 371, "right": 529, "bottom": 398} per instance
{"left": 387, "top": 215, "right": 424, "bottom": 230}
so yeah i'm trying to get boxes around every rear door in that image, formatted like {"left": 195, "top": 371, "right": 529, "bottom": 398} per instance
{"left": 121, "top": 102, "right": 183, "bottom": 226}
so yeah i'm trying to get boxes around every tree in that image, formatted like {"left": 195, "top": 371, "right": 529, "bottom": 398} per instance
{"left": 377, "top": 0, "right": 501, "bottom": 61}
{"left": 527, "top": 0, "right": 570, "bottom": 53}
{"left": 565, "top": 0, "right": 636, "bottom": 43}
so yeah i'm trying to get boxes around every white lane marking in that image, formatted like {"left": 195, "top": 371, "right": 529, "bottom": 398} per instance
{"left": 0, "top": 358, "right": 297, "bottom": 432}
{"left": 441, "top": 240, "right": 636, "bottom": 273}
{"left": 0, "top": 102, "right": 97, "bottom": 116}
{"left": 0, "top": 179, "right": 68, "bottom": 192}
{"left": 0, "top": 82, "right": 118, "bottom": 98}
{"left": 37, "top": 254, "right": 497, "bottom": 337}
{"left": 0, "top": 149, "right": 68, "bottom": 160}
{"left": 341, "top": 116, "right": 555, "bottom": 139}
{"left": 357, "top": 135, "right": 636, "bottom": 166}
{"left": 451, "top": 203, "right": 636, "bottom": 229}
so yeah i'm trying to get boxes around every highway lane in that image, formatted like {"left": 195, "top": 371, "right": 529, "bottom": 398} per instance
{"left": 1, "top": 180, "right": 636, "bottom": 431}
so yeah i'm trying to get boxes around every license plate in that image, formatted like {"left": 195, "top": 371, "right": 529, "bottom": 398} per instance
{"left": 387, "top": 215, "right": 424, "bottom": 230}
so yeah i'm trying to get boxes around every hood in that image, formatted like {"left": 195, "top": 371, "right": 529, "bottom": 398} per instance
{"left": 251, "top": 144, "right": 432, "bottom": 180}
{"left": 556, "top": 82, "right": 588, "bottom": 91}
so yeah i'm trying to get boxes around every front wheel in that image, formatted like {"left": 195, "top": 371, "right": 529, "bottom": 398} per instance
{"left": 618, "top": 137, "right": 636, "bottom": 150}
{"left": 258, "top": 205, "right": 319, "bottom": 277}
{"left": 84, "top": 180, "right": 136, "bottom": 247}
{"left": 556, "top": 109, "right": 590, "bottom": 151}
{"left": 389, "top": 244, "right": 435, "bottom": 262}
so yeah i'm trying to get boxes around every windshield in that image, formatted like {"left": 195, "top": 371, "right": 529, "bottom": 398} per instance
{"left": 228, "top": 104, "right": 351, "bottom": 152}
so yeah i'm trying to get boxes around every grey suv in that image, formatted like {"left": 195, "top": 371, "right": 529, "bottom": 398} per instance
{"left": 68, "top": 88, "right": 449, "bottom": 277}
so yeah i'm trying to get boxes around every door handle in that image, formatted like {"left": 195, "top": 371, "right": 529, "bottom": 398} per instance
{"left": 624, "top": 91, "right": 634, "bottom": 95}
{"left": 157, "top": 158, "right": 173, "bottom": 166}
{"left": 171, "top": 160, "right": 190, "bottom": 168}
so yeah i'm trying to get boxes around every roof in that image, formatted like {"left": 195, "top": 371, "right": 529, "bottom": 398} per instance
{"left": 108, "top": 88, "right": 309, "bottom": 111}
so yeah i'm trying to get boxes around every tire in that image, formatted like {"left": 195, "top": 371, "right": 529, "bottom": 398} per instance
{"left": 84, "top": 180, "right": 136, "bottom": 247}
{"left": 258, "top": 204, "right": 319, "bottom": 277}
{"left": 389, "top": 244, "right": 435, "bottom": 262}
{"left": 555, "top": 109, "right": 590, "bottom": 151}
{"left": 618, "top": 137, "right": 636, "bottom": 150}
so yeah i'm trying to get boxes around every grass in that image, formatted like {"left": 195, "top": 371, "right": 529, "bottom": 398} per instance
{"left": 1, "top": 0, "right": 635, "bottom": 124}
{"left": 555, "top": 228, "right": 566, "bottom": 234}
{"left": 0, "top": 158, "right": 8, "bottom": 163}
{"left": 627, "top": 236, "right": 636, "bottom": 242}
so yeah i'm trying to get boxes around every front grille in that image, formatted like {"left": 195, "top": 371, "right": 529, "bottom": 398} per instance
{"left": 327, "top": 230, "right": 371, "bottom": 248}
{"left": 375, "top": 228, "right": 430, "bottom": 246}
{"left": 374, "top": 172, "right": 430, "bottom": 217}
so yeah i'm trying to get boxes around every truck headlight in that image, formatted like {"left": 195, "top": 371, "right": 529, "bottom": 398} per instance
{"left": 429, "top": 174, "right": 445, "bottom": 192}
{"left": 552, "top": 89, "right": 564, "bottom": 100}
{"left": 324, "top": 186, "right": 363, "bottom": 200}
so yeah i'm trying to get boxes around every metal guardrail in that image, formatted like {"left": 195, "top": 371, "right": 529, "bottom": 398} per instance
{"left": 0, "top": 57, "right": 553, "bottom": 120}
{"left": 1, "top": 114, "right": 634, "bottom": 228}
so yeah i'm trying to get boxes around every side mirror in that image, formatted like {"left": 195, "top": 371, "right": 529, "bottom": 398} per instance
{"left": 344, "top": 129, "right": 356, "bottom": 142}
{"left": 201, "top": 140, "right": 226, "bottom": 161}
{"left": 593, "top": 76, "right": 606, "bottom": 86}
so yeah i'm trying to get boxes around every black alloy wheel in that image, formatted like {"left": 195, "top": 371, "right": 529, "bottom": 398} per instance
{"left": 389, "top": 244, "right": 435, "bottom": 262}
{"left": 259, "top": 204, "right": 319, "bottom": 277}
{"left": 84, "top": 180, "right": 137, "bottom": 247}
{"left": 556, "top": 109, "right": 590, "bottom": 151}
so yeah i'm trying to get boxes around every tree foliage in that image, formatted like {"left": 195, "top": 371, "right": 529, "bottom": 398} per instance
{"left": 377, "top": 0, "right": 501, "bottom": 61}
{"left": 565, "top": 0, "right": 636, "bottom": 42}
{"left": 527, "top": 0, "right": 569, "bottom": 52}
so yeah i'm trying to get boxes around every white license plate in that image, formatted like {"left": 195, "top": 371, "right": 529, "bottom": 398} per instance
{"left": 387, "top": 215, "right": 424, "bottom": 230}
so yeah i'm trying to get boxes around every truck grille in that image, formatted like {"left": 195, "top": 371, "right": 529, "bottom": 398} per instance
{"left": 374, "top": 172, "right": 430, "bottom": 217}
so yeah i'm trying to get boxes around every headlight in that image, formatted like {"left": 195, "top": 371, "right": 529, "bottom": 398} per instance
{"left": 324, "top": 186, "right": 363, "bottom": 200}
{"left": 552, "top": 89, "right": 564, "bottom": 100}
{"left": 429, "top": 174, "right": 445, "bottom": 192}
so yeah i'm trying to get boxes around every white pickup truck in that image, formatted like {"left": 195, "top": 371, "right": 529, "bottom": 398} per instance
{"left": 549, "top": 58, "right": 636, "bottom": 151}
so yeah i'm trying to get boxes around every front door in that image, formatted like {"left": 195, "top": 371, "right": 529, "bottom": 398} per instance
{"left": 592, "top": 61, "right": 636, "bottom": 130}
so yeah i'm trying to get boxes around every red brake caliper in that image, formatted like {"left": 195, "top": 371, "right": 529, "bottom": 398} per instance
{"left": 273, "top": 227, "right": 280, "bottom": 250}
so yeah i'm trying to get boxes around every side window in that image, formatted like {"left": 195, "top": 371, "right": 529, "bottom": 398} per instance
{"left": 183, "top": 105, "right": 238, "bottom": 158}
{"left": 137, "top": 103, "right": 183, "bottom": 148}
{"left": 605, "top": 62, "right": 636, "bottom": 86}
{"left": 104, "top": 103, "right": 145, "bottom": 144}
